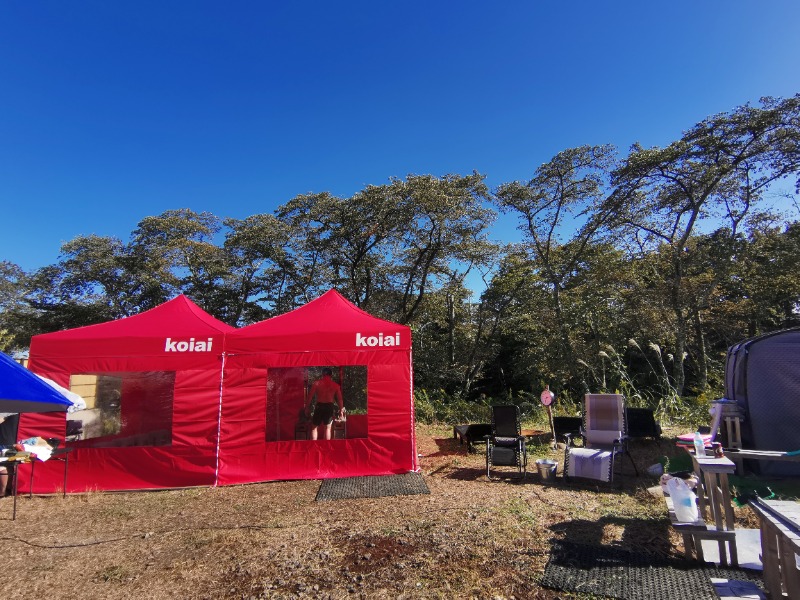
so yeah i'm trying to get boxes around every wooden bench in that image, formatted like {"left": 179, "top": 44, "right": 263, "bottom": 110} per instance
{"left": 453, "top": 424, "right": 491, "bottom": 453}
{"left": 664, "top": 493, "right": 737, "bottom": 563}
{"left": 664, "top": 452, "right": 739, "bottom": 566}
{"left": 749, "top": 498, "right": 800, "bottom": 599}
{"left": 724, "top": 447, "right": 800, "bottom": 475}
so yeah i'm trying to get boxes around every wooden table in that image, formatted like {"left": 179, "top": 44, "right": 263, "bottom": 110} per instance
{"left": 749, "top": 498, "right": 800, "bottom": 599}
{"left": 520, "top": 429, "right": 551, "bottom": 445}
{"left": 689, "top": 452, "right": 739, "bottom": 566}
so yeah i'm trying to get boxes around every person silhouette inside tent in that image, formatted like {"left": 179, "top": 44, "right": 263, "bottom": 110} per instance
{"left": 305, "top": 368, "right": 344, "bottom": 440}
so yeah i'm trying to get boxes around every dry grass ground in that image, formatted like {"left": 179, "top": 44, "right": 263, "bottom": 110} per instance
{"left": 1, "top": 424, "right": 759, "bottom": 599}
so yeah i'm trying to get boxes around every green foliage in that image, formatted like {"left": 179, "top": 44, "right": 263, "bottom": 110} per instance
{"left": 0, "top": 329, "right": 14, "bottom": 352}
{"left": 551, "top": 389, "right": 581, "bottom": 417}
{"left": 414, "top": 389, "right": 492, "bottom": 425}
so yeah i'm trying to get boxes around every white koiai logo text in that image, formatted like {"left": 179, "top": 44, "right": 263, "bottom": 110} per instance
{"left": 164, "top": 337, "right": 214, "bottom": 352}
{"left": 355, "top": 332, "right": 401, "bottom": 347}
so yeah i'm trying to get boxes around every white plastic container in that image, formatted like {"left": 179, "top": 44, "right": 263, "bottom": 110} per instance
{"left": 666, "top": 477, "right": 699, "bottom": 522}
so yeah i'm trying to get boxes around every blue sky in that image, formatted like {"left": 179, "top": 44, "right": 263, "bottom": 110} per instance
{"left": 2, "top": 1, "right": 799, "bottom": 276}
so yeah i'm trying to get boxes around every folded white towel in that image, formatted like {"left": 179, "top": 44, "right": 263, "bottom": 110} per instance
{"left": 567, "top": 448, "right": 612, "bottom": 481}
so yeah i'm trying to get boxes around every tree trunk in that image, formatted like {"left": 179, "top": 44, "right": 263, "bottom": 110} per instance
{"left": 670, "top": 248, "right": 687, "bottom": 396}
{"left": 552, "top": 283, "right": 575, "bottom": 369}
{"left": 446, "top": 293, "right": 456, "bottom": 367}
{"left": 672, "top": 319, "right": 687, "bottom": 396}
{"left": 693, "top": 309, "right": 708, "bottom": 392}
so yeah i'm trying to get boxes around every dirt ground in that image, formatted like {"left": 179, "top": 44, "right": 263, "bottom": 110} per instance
{"left": 0, "top": 424, "right": 759, "bottom": 599}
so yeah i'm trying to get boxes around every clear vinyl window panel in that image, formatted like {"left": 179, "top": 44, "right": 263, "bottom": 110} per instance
{"left": 266, "top": 366, "right": 368, "bottom": 441}
{"left": 66, "top": 371, "right": 174, "bottom": 448}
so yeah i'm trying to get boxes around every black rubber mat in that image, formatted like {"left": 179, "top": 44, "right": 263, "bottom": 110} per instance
{"left": 540, "top": 540, "right": 763, "bottom": 600}
{"left": 315, "top": 472, "right": 430, "bottom": 501}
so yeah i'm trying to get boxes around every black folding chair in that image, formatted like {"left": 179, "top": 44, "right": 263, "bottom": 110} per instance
{"left": 485, "top": 405, "right": 527, "bottom": 479}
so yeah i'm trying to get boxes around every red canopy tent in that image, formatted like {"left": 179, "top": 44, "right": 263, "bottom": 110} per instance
{"left": 220, "top": 289, "right": 417, "bottom": 484}
{"left": 19, "top": 295, "right": 233, "bottom": 493}
{"left": 19, "top": 290, "right": 416, "bottom": 492}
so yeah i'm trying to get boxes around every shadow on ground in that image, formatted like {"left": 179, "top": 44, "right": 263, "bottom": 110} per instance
{"left": 549, "top": 515, "right": 675, "bottom": 557}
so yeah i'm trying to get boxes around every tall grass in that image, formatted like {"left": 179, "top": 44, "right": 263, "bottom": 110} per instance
{"left": 414, "top": 336, "right": 719, "bottom": 430}
{"left": 414, "top": 389, "right": 492, "bottom": 425}
{"left": 598, "top": 339, "right": 716, "bottom": 426}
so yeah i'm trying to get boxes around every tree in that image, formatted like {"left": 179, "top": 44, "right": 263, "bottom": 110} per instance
{"left": 130, "top": 209, "right": 232, "bottom": 320}
{"left": 466, "top": 249, "right": 547, "bottom": 398}
{"left": 608, "top": 95, "right": 800, "bottom": 394}
{"left": 15, "top": 234, "right": 174, "bottom": 338}
{"left": 496, "top": 145, "right": 618, "bottom": 390}
{"left": 0, "top": 261, "right": 27, "bottom": 315}
{"left": 222, "top": 213, "right": 294, "bottom": 324}
{"left": 276, "top": 188, "right": 400, "bottom": 311}
{"left": 713, "top": 222, "right": 800, "bottom": 339}
{"left": 743, "top": 222, "right": 800, "bottom": 331}
{"left": 0, "top": 261, "right": 32, "bottom": 348}
{"left": 389, "top": 172, "right": 495, "bottom": 325}
{"left": 275, "top": 192, "right": 343, "bottom": 308}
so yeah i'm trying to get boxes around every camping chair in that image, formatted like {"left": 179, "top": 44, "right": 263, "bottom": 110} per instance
{"left": 563, "top": 394, "right": 638, "bottom": 483}
{"left": 553, "top": 416, "right": 583, "bottom": 446}
{"left": 485, "top": 405, "right": 527, "bottom": 479}
{"left": 625, "top": 407, "right": 662, "bottom": 440}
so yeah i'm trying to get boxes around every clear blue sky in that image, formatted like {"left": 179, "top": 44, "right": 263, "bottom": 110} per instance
{"left": 2, "top": 1, "right": 799, "bottom": 274}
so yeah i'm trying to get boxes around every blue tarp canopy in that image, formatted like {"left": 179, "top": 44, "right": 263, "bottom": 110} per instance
{"left": 0, "top": 351, "right": 73, "bottom": 413}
